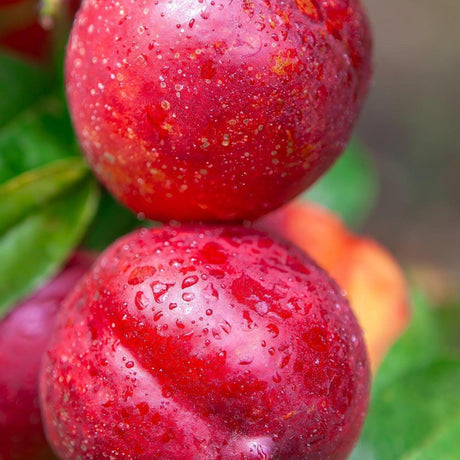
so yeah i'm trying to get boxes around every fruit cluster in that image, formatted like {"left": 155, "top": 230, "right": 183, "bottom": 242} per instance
{"left": 0, "top": 1, "right": 410, "bottom": 459}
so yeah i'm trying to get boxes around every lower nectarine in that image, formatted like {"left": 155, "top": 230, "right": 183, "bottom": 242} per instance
{"left": 40, "top": 226, "right": 369, "bottom": 459}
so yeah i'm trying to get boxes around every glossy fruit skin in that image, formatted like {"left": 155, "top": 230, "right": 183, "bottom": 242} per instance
{"left": 66, "top": 0, "right": 372, "bottom": 222}
{"left": 257, "top": 201, "right": 410, "bottom": 373}
{"left": 40, "top": 226, "right": 369, "bottom": 459}
{"left": 0, "top": 252, "right": 94, "bottom": 460}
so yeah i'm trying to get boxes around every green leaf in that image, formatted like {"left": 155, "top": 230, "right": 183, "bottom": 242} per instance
{"left": 354, "top": 358, "right": 460, "bottom": 460}
{"left": 0, "top": 176, "right": 99, "bottom": 318}
{"left": 0, "top": 95, "right": 77, "bottom": 184}
{"left": 83, "top": 190, "right": 142, "bottom": 251}
{"left": 0, "top": 157, "right": 88, "bottom": 234}
{"left": 304, "top": 139, "right": 378, "bottom": 228}
{"left": 433, "top": 300, "right": 460, "bottom": 355}
{"left": 0, "top": 52, "right": 50, "bottom": 127}
{"left": 352, "top": 292, "right": 460, "bottom": 460}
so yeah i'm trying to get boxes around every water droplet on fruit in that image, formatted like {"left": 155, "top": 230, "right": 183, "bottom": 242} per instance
{"left": 135, "top": 291, "right": 149, "bottom": 310}
{"left": 239, "top": 356, "right": 254, "bottom": 365}
{"left": 206, "top": 308, "right": 213, "bottom": 316}
{"left": 218, "top": 350, "right": 227, "bottom": 361}
{"left": 182, "top": 275, "right": 199, "bottom": 288}
{"left": 302, "top": 326, "right": 328, "bottom": 353}
{"left": 256, "top": 301, "right": 269, "bottom": 315}
{"left": 154, "top": 311, "right": 163, "bottom": 321}
{"left": 162, "top": 387, "right": 172, "bottom": 398}
{"left": 176, "top": 319, "right": 185, "bottom": 329}
{"left": 169, "top": 259, "right": 183, "bottom": 268}
{"left": 267, "top": 323, "right": 279, "bottom": 338}
{"left": 272, "top": 372, "right": 282, "bottom": 383}
{"left": 212, "top": 328, "right": 221, "bottom": 339}
{"left": 125, "top": 361, "right": 134, "bottom": 368}
{"left": 218, "top": 320, "right": 232, "bottom": 334}
{"left": 182, "top": 292, "right": 195, "bottom": 302}
{"left": 136, "top": 402, "right": 149, "bottom": 416}
{"left": 200, "top": 242, "right": 227, "bottom": 264}
{"left": 151, "top": 281, "right": 174, "bottom": 303}
{"left": 169, "top": 302, "right": 178, "bottom": 310}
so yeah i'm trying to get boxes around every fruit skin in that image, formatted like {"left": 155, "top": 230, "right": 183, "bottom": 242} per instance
{"left": 0, "top": 252, "right": 94, "bottom": 460}
{"left": 40, "top": 226, "right": 369, "bottom": 460}
{"left": 66, "top": 0, "right": 372, "bottom": 222}
{"left": 257, "top": 201, "right": 410, "bottom": 373}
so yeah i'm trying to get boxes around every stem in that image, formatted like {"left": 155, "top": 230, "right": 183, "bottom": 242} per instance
{"left": 39, "top": 0, "right": 64, "bottom": 29}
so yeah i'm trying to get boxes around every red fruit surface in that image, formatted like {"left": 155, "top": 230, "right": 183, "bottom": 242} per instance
{"left": 40, "top": 226, "right": 369, "bottom": 459}
{"left": 66, "top": 0, "right": 372, "bottom": 222}
{"left": 0, "top": 252, "right": 94, "bottom": 460}
{"left": 257, "top": 201, "right": 410, "bottom": 373}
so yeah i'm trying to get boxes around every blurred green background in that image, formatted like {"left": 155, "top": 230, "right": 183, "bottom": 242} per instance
{"left": 357, "top": 0, "right": 459, "bottom": 304}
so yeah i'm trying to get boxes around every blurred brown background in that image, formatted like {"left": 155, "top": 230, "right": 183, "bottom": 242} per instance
{"left": 357, "top": 0, "right": 459, "bottom": 299}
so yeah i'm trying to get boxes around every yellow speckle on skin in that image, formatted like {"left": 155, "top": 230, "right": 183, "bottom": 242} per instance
{"left": 295, "top": 0, "right": 320, "bottom": 18}
{"left": 270, "top": 50, "right": 301, "bottom": 77}
{"left": 300, "top": 144, "right": 315, "bottom": 159}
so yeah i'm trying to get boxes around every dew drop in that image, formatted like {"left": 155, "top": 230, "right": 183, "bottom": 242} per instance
{"left": 212, "top": 328, "right": 222, "bottom": 339}
{"left": 162, "top": 387, "right": 172, "bottom": 398}
{"left": 182, "top": 275, "right": 199, "bottom": 288}
{"left": 154, "top": 311, "right": 164, "bottom": 321}
{"left": 169, "top": 258, "right": 183, "bottom": 268}
{"left": 267, "top": 323, "right": 279, "bottom": 338}
{"left": 218, "top": 320, "right": 232, "bottom": 334}
{"left": 218, "top": 350, "right": 226, "bottom": 360}
{"left": 135, "top": 291, "right": 149, "bottom": 310}
{"left": 136, "top": 402, "right": 149, "bottom": 416}
{"left": 182, "top": 292, "right": 195, "bottom": 302}
{"left": 239, "top": 356, "right": 254, "bottom": 365}
{"left": 151, "top": 281, "right": 174, "bottom": 303}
